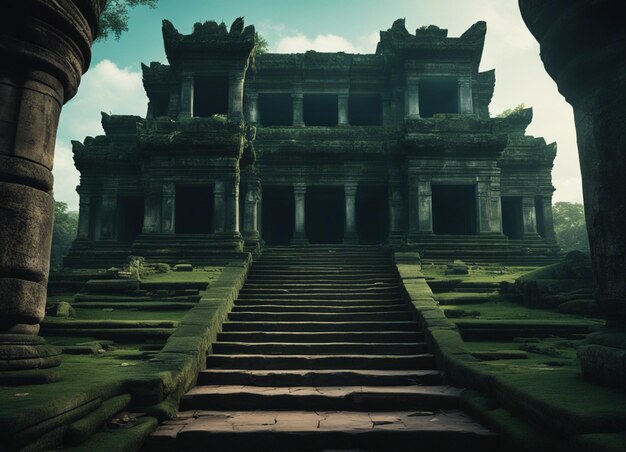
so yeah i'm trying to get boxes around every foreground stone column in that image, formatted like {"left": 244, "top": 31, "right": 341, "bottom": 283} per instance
{"left": 519, "top": 0, "right": 626, "bottom": 389}
{"left": 179, "top": 72, "right": 194, "bottom": 119}
{"left": 521, "top": 196, "right": 538, "bottom": 238}
{"left": 213, "top": 181, "right": 226, "bottom": 233}
{"left": 292, "top": 183, "right": 308, "bottom": 244}
{"left": 0, "top": 0, "right": 106, "bottom": 376}
{"left": 343, "top": 183, "right": 358, "bottom": 244}
{"left": 338, "top": 94, "right": 349, "bottom": 126}
{"left": 292, "top": 92, "right": 304, "bottom": 127}
{"left": 161, "top": 182, "right": 176, "bottom": 234}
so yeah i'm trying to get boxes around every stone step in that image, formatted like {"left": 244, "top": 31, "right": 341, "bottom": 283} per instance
{"left": 179, "top": 385, "right": 460, "bottom": 411}
{"left": 245, "top": 276, "right": 398, "bottom": 283}
{"left": 206, "top": 354, "right": 434, "bottom": 370}
{"left": 74, "top": 294, "right": 201, "bottom": 303}
{"left": 149, "top": 410, "right": 496, "bottom": 451}
{"left": 231, "top": 304, "right": 411, "bottom": 313}
{"left": 71, "top": 301, "right": 196, "bottom": 311}
{"left": 243, "top": 282, "right": 399, "bottom": 289}
{"left": 221, "top": 321, "right": 419, "bottom": 333}
{"left": 237, "top": 292, "right": 402, "bottom": 301}
{"left": 217, "top": 331, "right": 424, "bottom": 343}
{"left": 196, "top": 369, "right": 442, "bottom": 386}
{"left": 239, "top": 286, "right": 401, "bottom": 295}
{"left": 227, "top": 311, "right": 414, "bottom": 322}
{"left": 212, "top": 342, "right": 427, "bottom": 355}
{"left": 233, "top": 299, "right": 405, "bottom": 307}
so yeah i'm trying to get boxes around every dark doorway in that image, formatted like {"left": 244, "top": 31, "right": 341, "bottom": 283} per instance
{"left": 151, "top": 92, "right": 170, "bottom": 117}
{"left": 306, "top": 186, "right": 345, "bottom": 244}
{"left": 535, "top": 196, "right": 545, "bottom": 238}
{"left": 304, "top": 94, "right": 338, "bottom": 126}
{"left": 432, "top": 185, "right": 477, "bottom": 235}
{"left": 175, "top": 185, "right": 214, "bottom": 234}
{"left": 419, "top": 79, "right": 459, "bottom": 118}
{"left": 193, "top": 76, "right": 229, "bottom": 118}
{"left": 117, "top": 196, "right": 144, "bottom": 242}
{"left": 502, "top": 196, "right": 524, "bottom": 240}
{"left": 349, "top": 94, "right": 382, "bottom": 125}
{"left": 356, "top": 185, "right": 389, "bottom": 244}
{"left": 258, "top": 93, "right": 293, "bottom": 126}
{"left": 262, "top": 186, "right": 295, "bottom": 245}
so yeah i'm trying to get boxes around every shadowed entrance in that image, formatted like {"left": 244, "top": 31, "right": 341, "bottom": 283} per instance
{"left": 117, "top": 196, "right": 144, "bottom": 242}
{"left": 306, "top": 186, "right": 345, "bottom": 244}
{"left": 356, "top": 185, "right": 389, "bottom": 244}
{"left": 175, "top": 185, "right": 214, "bottom": 234}
{"left": 501, "top": 196, "right": 523, "bottom": 240}
{"left": 262, "top": 186, "right": 295, "bottom": 245}
{"left": 432, "top": 185, "right": 477, "bottom": 235}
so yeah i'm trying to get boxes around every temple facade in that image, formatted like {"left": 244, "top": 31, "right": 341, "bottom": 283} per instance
{"left": 65, "top": 18, "right": 559, "bottom": 267}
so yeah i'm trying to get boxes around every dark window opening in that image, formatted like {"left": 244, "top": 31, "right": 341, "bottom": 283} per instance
{"left": 262, "top": 186, "right": 295, "bottom": 245}
{"left": 117, "top": 196, "right": 144, "bottom": 242}
{"left": 175, "top": 185, "right": 214, "bottom": 234}
{"left": 151, "top": 92, "right": 170, "bottom": 117}
{"left": 258, "top": 93, "right": 293, "bottom": 126}
{"left": 349, "top": 94, "right": 382, "bottom": 126}
{"left": 304, "top": 94, "right": 338, "bottom": 126}
{"left": 193, "top": 76, "right": 229, "bottom": 118}
{"left": 432, "top": 185, "right": 477, "bottom": 235}
{"left": 356, "top": 185, "right": 389, "bottom": 244}
{"left": 502, "top": 196, "right": 524, "bottom": 240}
{"left": 306, "top": 186, "right": 345, "bottom": 244}
{"left": 535, "top": 196, "right": 545, "bottom": 238}
{"left": 419, "top": 79, "right": 459, "bottom": 118}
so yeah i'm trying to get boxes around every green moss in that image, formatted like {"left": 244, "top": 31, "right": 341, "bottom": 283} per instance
{"left": 141, "top": 267, "right": 222, "bottom": 283}
{"left": 63, "top": 416, "right": 158, "bottom": 452}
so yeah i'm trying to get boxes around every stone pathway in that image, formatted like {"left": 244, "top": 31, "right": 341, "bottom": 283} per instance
{"left": 148, "top": 246, "right": 496, "bottom": 451}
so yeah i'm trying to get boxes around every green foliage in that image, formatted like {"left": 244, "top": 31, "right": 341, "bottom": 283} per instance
{"left": 497, "top": 103, "right": 527, "bottom": 118}
{"left": 51, "top": 202, "right": 78, "bottom": 271}
{"left": 96, "top": 0, "right": 158, "bottom": 41}
{"left": 552, "top": 202, "right": 590, "bottom": 252}
{"left": 254, "top": 32, "right": 269, "bottom": 55}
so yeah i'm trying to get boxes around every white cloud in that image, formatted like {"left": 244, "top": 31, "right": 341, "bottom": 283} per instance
{"left": 54, "top": 59, "right": 147, "bottom": 210}
{"left": 275, "top": 32, "right": 378, "bottom": 54}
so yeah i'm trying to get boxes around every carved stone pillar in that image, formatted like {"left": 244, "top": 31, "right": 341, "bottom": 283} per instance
{"left": 418, "top": 180, "right": 433, "bottom": 233}
{"left": 0, "top": 0, "right": 106, "bottom": 376}
{"left": 458, "top": 78, "right": 474, "bottom": 115}
{"left": 225, "top": 175, "right": 241, "bottom": 234}
{"left": 343, "top": 183, "right": 358, "bottom": 244}
{"left": 520, "top": 0, "right": 626, "bottom": 389}
{"left": 161, "top": 182, "right": 176, "bottom": 234}
{"left": 389, "top": 174, "right": 405, "bottom": 243}
{"left": 477, "top": 180, "right": 502, "bottom": 234}
{"left": 228, "top": 73, "right": 245, "bottom": 122}
{"left": 292, "top": 183, "right": 308, "bottom": 244}
{"left": 142, "top": 186, "right": 162, "bottom": 234}
{"left": 246, "top": 92, "right": 258, "bottom": 124}
{"left": 76, "top": 192, "right": 91, "bottom": 240}
{"left": 382, "top": 93, "right": 394, "bottom": 126}
{"left": 292, "top": 92, "right": 304, "bottom": 127}
{"left": 541, "top": 195, "right": 556, "bottom": 242}
{"left": 213, "top": 181, "right": 226, "bottom": 234}
{"left": 99, "top": 190, "right": 118, "bottom": 240}
{"left": 168, "top": 85, "right": 180, "bottom": 118}
{"left": 243, "top": 178, "right": 261, "bottom": 246}
{"left": 179, "top": 72, "right": 194, "bottom": 119}
{"left": 405, "top": 78, "right": 420, "bottom": 118}
{"left": 338, "top": 94, "right": 349, "bottom": 126}
{"left": 522, "top": 196, "right": 538, "bottom": 237}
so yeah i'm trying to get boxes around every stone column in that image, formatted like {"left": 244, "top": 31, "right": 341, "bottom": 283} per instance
{"left": 520, "top": 0, "right": 626, "bottom": 389}
{"left": 76, "top": 192, "right": 91, "bottom": 240}
{"left": 228, "top": 73, "right": 245, "bottom": 122}
{"left": 522, "top": 196, "right": 538, "bottom": 237}
{"left": 225, "top": 175, "right": 241, "bottom": 234}
{"left": 343, "top": 183, "right": 358, "bottom": 244}
{"left": 382, "top": 93, "right": 394, "bottom": 126}
{"left": 292, "top": 92, "right": 305, "bottom": 127}
{"left": 213, "top": 181, "right": 226, "bottom": 234}
{"left": 292, "top": 183, "right": 308, "bottom": 244}
{"left": 0, "top": 0, "right": 105, "bottom": 375}
{"left": 142, "top": 186, "right": 162, "bottom": 234}
{"left": 458, "top": 78, "right": 474, "bottom": 115}
{"left": 179, "top": 72, "right": 194, "bottom": 119}
{"left": 243, "top": 179, "right": 261, "bottom": 246}
{"left": 417, "top": 180, "right": 434, "bottom": 233}
{"left": 246, "top": 92, "right": 258, "bottom": 124}
{"left": 168, "top": 85, "right": 180, "bottom": 118}
{"left": 389, "top": 176, "right": 405, "bottom": 242}
{"left": 338, "top": 94, "right": 349, "bottom": 126}
{"left": 161, "top": 182, "right": 176, "bottom": 234}
{"left": 405, "top": 79, "right": 420, "bottom": 118}
{"left": 477, "top": 180, "right": 502, "bottom": 234}
{"left": 99, "top": 190, "right": 118, "bottom": 240}
{"left": 541, "top": 195, "right": 556, "bottom": 242}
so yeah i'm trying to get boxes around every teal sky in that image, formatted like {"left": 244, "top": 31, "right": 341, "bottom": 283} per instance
{"left": 54, "top": 0, "right": 582, "bottom": 210}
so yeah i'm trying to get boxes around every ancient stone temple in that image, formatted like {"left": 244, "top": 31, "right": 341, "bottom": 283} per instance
{"left": 65, "top": 17, "right": 560, "bottom": 267}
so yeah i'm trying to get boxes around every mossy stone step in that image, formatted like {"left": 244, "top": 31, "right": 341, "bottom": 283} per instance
{"left": 212, "top": 342, "right": 427, "bottom": 355}
{"left": 231, "top": 304, "right": 410, "bottom": 313}
{"left": 149, "top": 410, "right": 496, "bottom": 452}
{"left": 41, "top": 320, "right": 177, "bottom": 329}
{"left": 41, "top": 328, "right": 175, "bottom": 340}
{"left": 180, "top": 385, "right": 459, "bottom": 411}
{"left": 196, "top": 369, "right": 442, "bottom": 387}
{"left": 205, "top": 354, "right": 434, "bottom": 370}
{"left": 74, "top": 294, "right": 200, "bottom": 303}
{"left": 71, "top": 301, "right": 197, "bottom": 310}
{"left": 139, "top": 281, "right": 209, "bottom": 290}
{"left": 227, "top": 311, "right": 414, "bottom": 322}
{"left": 222, "top": 321, "right": 419, "bottom": 333}
{"left": 233, "top": 299, "right": 404, "bottom": 307}
{"left": 217, "top": 331, "right": 424, "bottom": 343}
{"left": 237, "top": 292, "right": 402, "bottom": 301}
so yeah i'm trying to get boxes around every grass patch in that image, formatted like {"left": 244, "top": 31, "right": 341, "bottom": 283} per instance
{"left": 141, "top": 267, "right": 222, "bottom": 284}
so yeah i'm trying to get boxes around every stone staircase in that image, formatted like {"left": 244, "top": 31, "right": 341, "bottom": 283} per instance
{"left": 148, "top": 246, "right": 496, "bottom": 451}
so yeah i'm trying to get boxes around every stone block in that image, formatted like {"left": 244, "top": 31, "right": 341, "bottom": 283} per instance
{"left": 174, "top": 264, "right": 193, "bottom": 272}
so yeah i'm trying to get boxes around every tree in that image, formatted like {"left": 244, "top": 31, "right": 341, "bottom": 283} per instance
{"left": 255, "top": 33, "right": 269, "bottom": 55}
{"left": 96, "top": 0, "right": 158, "bottom": 41}
{"left": 552, "top": 202, "right": 590, "bottom": 252}
{"left": 50, "top": 202, "right": 78, "bottom": 271}
{"left": 497, "top": 103, "right": 527, "bottom": 118}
